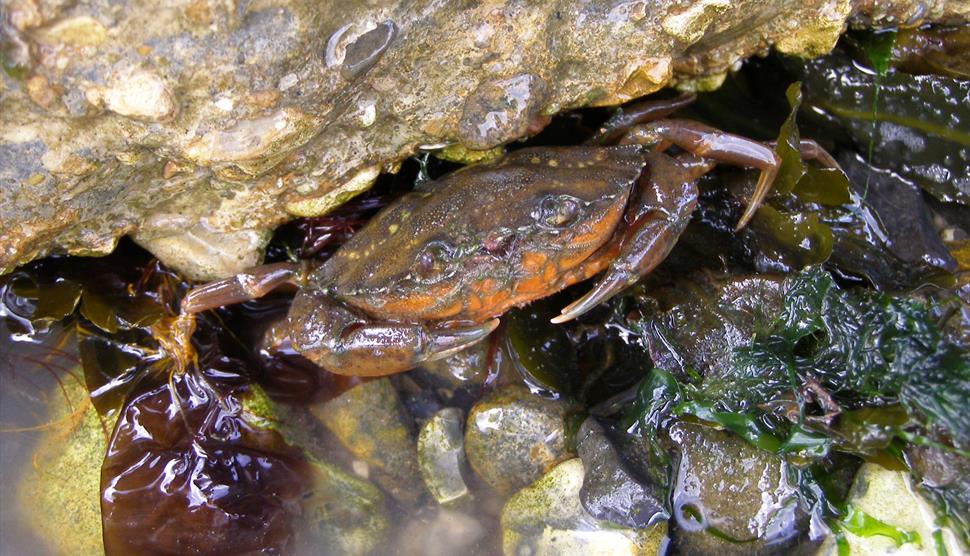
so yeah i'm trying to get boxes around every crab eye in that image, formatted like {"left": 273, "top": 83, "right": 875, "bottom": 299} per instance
{"left": 411, "top": 240, "right": 455, "bottom": 283}
{"left": 533, "top": 194, "right": 583, "bottom": 230}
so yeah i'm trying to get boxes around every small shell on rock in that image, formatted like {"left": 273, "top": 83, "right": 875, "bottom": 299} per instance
{"left": 341, "top": 20, "right": 398, "bottom": 80}
{"left": 31, "top": 15, "right": 107, "bottom": 46}
{"left": 285, "top": 164, "right": 381, "bottom": 217}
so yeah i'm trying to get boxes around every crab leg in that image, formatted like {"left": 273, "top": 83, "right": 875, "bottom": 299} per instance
{"left": 769, "top": 138, "right": 840, "bottom": 168}
{"left": 619, "top": 119, "right": 782, "bottom": 231}
{"left": 289, "top": 289, "right": 498, "bottom": 376}
{"left": 181, "top": 262, "right": 305, "bottom": 313}
{"left": 586, "top": 94, "right": 696, "bottom": 145}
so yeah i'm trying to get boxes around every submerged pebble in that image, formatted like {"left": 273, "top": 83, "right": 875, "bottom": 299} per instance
{"left": 501, "top": 458, "right": 667, "bottom": 555}
{"left": 464, "top": 385, "right": 571, "bottom": 494}
{"left": 297, "top": 457, "right": 390, "bottom": 556}
{"left": 17, "top": 374, "right": 106, "bottom": 556}
{"left": 310, "top": 377, "right": 425, "bottom": 503}
{"left": 396, "top": 509, "right": 487, "bottom": 556}
{"left": 417, "top": 407, "right": 471, "bottom": 506}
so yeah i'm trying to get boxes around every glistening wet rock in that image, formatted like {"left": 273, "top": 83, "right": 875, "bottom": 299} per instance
{"left": 464, "top": 385, "right": 571, "bottom": 494}
{"left": 309, "top": 378, "right": 425, "bottom": 504}
{"left": 413, "top": 339, "right": 492, "bottom": 406}
{"left": 576, "top": 417, "right": 669, "bottom": 528}
{"left": 668, "top": 422, "right": 811, "bottom": 555}
{"left": 501, "top": 458, "right": 667, "bottom": 555}
{"left": 643, "top": 274, "right": 785, "bottom": 381}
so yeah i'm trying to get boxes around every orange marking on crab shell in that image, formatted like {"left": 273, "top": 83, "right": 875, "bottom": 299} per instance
{"left": 520, "top": 251, "right": 548, "bottom": 273}
{"left": 552, "top": 247, "right": 600, "bottom": 273}
{"left": 477, "top": 278, "right": 497, "bottom": 293}
{"left": 467, "top": 277, "right": 498, "bottom": 300}
{"left": 542, "top": 261, "right": 558, "bottom": 282}
{"left": 560, "top": 249, "right": 615, "bottom": 288}
{"left": 476, "top": 290, "right": 512, "bottom": 315}
{"left": 512, "top": 251, "right": 559, "bottom": 296}
{"left": 431, "top": 298, "right": 465, "bottom": 319}
{"left": 367, "top": 280, "right": 464, "bottom": 320}
{"left": 514, "top": 274, "right": 548, "bottom": 296}
{"left": 468, "top": 277, "right": 507, "bottom": 313}
{"left": 466, "top": 295, "right": 483, "bottom": 314}
{"left": 374, "top": 292, "right": 439, "bottom": 316}
{"left": 569, "top": 200, "right": 627, "bottom": 248}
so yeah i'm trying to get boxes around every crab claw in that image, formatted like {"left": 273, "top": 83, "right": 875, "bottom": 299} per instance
{"left": 551, "top": 273, "right": 631, "bottom": 324}
{"left": 552, "top": 152, "right": 699, "bottom": 325}
{"left": 290, "top": 288, "right": 499, "bottom": 376}
{"left": 427, "top": 319, "right": 501, "bottom": 361}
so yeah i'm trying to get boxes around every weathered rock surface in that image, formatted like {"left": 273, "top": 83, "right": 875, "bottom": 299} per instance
{"left": 501, "top": 458, "right": 667, "bottom": 556}
{"left": 417, "top": 407, "right": 471, "bottom": 506}
{"left": 465, "top": 384, "right": 571, "bottom": 495}
{"left": 2, "top": 0, "right": 968, "bottom": 278}
{"left": 668, "top": 422, "right": 810, "bottom": 555}
{"left": 309, "top": 377, "right": 425, "bottom": 503}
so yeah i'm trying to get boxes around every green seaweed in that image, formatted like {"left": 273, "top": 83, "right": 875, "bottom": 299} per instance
{"left": 892, "top": 25, "right": 970, "bottom": 79}
{"left": 793, "top": 166, "right": 851, "bottom": 206}
{"left": 653, "top": 269, "right": 970, "bottom": 458}
{"left": 0, "top": 50, "right": 29, "bottom": 80}
{"left": 794, "top": 46, "right": 970, "bottom": 205}
{"left": 4, "top": 273, "right": 82, "bottom": 331}
{"left": 625, "top": 268, "right": 970, "bottom": 545}
{"left": 858, "top": 30, "right": 898, "bottom": 77}
{"left": 839, "top": 504, "right": 921, "bottom": 548}
{"left": 720, "top": 269, "right": 970, "bottom": 449}
{"left": 740, "top": 82, "right": 855, "bottom": 276}
{"left": 620, "top": 367, "right": 679, "bottom": 491}
{"left": 676, "top": 399, "right": 783, "bottom": 453}
{"left": 772, "top": 82, "right": 808, "bottom": 196}
{"left": 857, "top": 29, "right": 896, "bottom": 195}
{"left": 749, "top": 206, "right": 833, "bottom": 270}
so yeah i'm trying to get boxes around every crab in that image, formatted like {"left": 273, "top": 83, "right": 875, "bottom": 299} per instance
{"left": 181, "top": 96, "right": 837, "bottom": 377}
